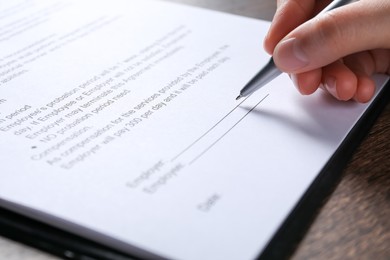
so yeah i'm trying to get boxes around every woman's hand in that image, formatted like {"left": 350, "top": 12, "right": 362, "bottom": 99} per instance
{"left": 264, "top": 0, "right": 390, "bottom": 102}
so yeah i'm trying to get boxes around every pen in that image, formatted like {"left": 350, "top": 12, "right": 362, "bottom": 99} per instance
{"left": 236, "top": 0, "right": 352, "bottom": 100}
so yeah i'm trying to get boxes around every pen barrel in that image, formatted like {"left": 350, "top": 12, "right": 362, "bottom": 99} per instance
{"left": 319, "top": 0, "right": 353, "bottom": 14}
{"left": 240, "top": 58, "right": 282, "bottom": 97}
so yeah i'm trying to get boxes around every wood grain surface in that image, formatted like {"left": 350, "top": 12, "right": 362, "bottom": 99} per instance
{"left": 292, "top": 102, "right": 390, "bottom": 260}
{"left": 1, "top": 0, "right": 388, "bottom": 259}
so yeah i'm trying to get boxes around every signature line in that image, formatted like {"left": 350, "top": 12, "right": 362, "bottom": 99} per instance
{"left": 171, "top": 95, "right": 249, "bottom": 162}
{"left": 189, "top": 94, "right": 269, "bottom": 165}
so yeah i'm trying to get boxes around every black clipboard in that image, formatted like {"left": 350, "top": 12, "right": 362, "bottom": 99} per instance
{"left": 1, "top": 79, "right": 389, "bottom": 260}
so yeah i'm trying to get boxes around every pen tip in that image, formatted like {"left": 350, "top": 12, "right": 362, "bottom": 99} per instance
{"left": 236, "top": 95, "right": 242, "bottom": 101}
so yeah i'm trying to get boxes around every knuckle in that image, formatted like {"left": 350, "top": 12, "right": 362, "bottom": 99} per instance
{"left": 312, "top": 12, "right": 355, "bottom": 55}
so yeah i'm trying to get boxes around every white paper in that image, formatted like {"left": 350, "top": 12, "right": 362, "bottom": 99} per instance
{"left": 0, "top": 0, "right": 388, "bottom": 259}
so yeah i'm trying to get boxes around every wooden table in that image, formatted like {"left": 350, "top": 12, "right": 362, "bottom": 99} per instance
{"left": 1, "top": 0, "right": 389, "bottom": 259}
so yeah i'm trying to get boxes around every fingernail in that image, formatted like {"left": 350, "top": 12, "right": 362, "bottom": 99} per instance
{"left": 325, "top": 77, "right": 338, "bottom": 98}
{"left": 274, "top": 38, "right": 309, "bottom": 71}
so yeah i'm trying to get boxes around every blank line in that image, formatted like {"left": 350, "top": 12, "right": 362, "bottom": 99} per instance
{"left": 189, "top": 94, "right": 269, "bottom": 165}
{"left": 171, "top": 96, "right": 249, "bottom": 161}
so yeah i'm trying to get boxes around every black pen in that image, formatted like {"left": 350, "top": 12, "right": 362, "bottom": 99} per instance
{"left": 236, "top": 0, "right": 352, "bottom": 100}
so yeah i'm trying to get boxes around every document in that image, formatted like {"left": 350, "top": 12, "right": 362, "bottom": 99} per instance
{"left": 0, "top": 0, "right": 388, "bottom": 259}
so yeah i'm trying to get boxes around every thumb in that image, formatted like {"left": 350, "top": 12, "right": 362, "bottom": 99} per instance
{"left": 272, "top": 0, "right": 390, "bottom": 73}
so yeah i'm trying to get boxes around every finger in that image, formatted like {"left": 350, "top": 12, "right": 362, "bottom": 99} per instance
{"left": 353, "top": 49, "right": 390, "bottom": 75}
{"left": 343, "top": 50, "right": 389, "bottom": 102}
{"left": 273, "top": 0, "right": 390, "bottom": 73}
{"left": 263, "top": 0, "right": 317, "bottom": 54}
{"left": 353, "top": 75, "right": 376, "bottom": 103}
{"left": 290, "top": 69, "right": 322, "bottom": 95}
{"left": 344, "top": 51, "right": 375, "bottom": 102}
{"left": 322, "top": 60, "right": 357, "bottom": 101}
{"left": 369, "top": 49, "right": 390, "bottom": 75}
